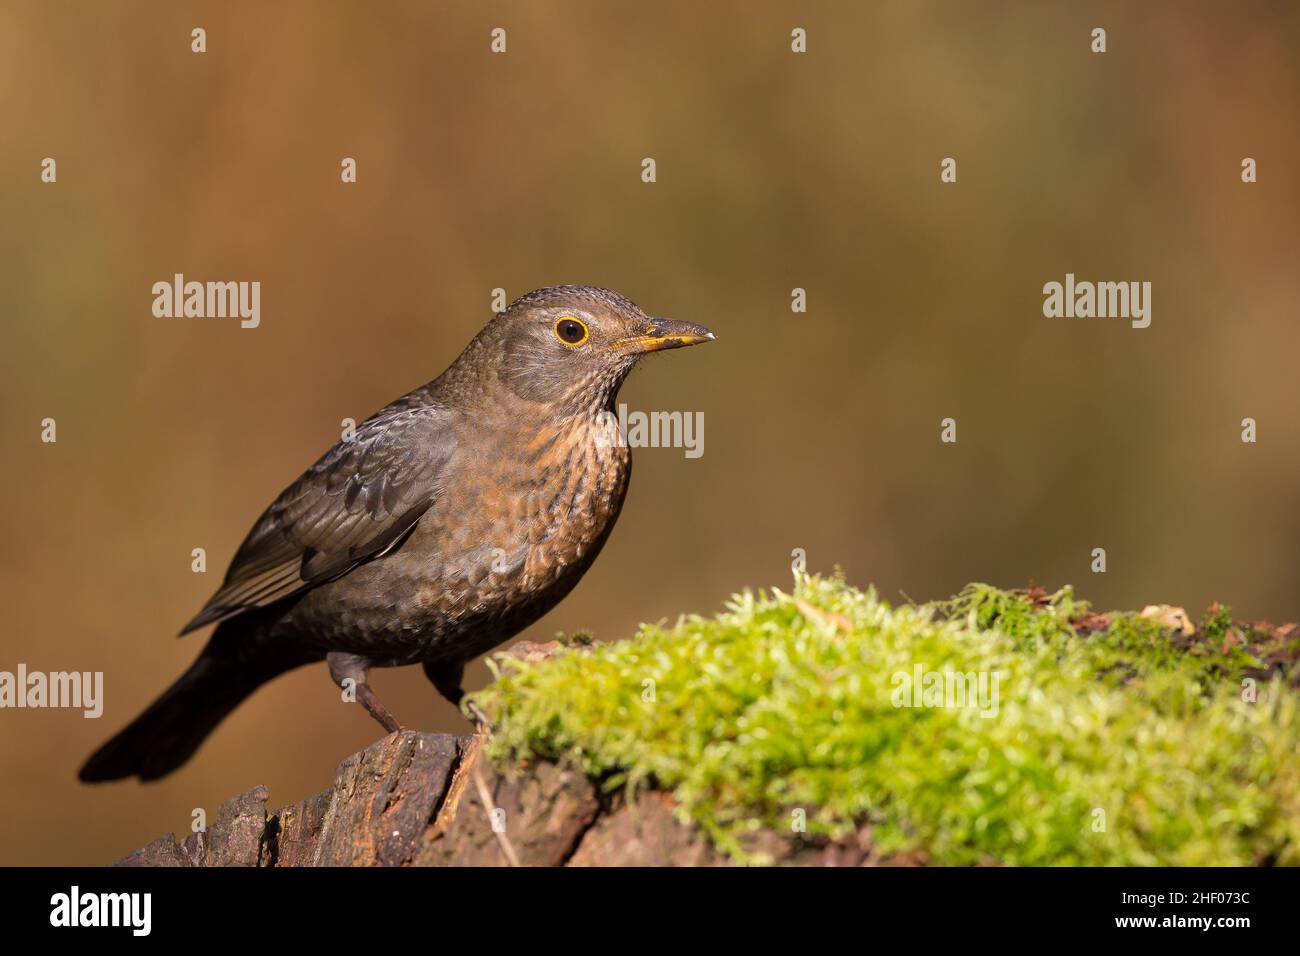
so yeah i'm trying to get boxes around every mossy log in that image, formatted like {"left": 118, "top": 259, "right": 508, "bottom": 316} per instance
{"left": 114, "top": 729, "right": 889, "bottom": 867}
{"left": 113, "top": 580, "right": 1300, "bottom": 867}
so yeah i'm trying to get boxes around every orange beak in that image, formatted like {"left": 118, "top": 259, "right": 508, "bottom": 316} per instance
{"left": 614, "top": 318, "right": 716, "bottom": 353}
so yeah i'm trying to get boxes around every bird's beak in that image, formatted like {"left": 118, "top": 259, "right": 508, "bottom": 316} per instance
{"left": 613, "top": 318, "right": 716, "bottom": 353}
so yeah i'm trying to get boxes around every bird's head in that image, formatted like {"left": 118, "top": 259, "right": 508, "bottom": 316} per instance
{"left": 467, "top": 285, "right": 714, "bottom": 415}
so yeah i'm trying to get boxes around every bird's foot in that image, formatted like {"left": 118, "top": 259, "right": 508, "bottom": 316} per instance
{"left": 356, "top": 683, "right": 404, "bottom": 734}
{"left": 464, "top": 698, "right": 493, "bottom": 737}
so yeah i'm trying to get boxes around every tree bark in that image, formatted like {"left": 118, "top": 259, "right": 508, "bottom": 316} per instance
{"left": 114, "top": 729, "right": 887, "bottom": 866}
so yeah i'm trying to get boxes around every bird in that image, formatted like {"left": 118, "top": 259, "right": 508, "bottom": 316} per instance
{"left": 80, "top": 285, "right": 714, "bottom": 782}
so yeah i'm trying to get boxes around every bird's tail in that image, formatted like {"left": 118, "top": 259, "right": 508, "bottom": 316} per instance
{"left": 79, "top": 624, "right": 318, "bottom": 783}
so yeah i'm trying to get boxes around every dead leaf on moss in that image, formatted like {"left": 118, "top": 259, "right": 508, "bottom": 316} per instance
{"left": 795, "top": 597, "right": 853, "bottom": 635}
{"left": 1072, "top": 611, "right": 1113, "bottom": 635}
{"left": 1139, "top": 604, "right": 1195, "bottom": 638}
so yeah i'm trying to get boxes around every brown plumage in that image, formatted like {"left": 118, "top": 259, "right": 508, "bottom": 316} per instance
{"left": 81, "top": 286, "right": 713, "bottom": 782}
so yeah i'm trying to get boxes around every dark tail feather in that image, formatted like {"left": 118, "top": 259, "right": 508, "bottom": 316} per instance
{"left": 79, "top": 625, "right": 318, "bottom": 783}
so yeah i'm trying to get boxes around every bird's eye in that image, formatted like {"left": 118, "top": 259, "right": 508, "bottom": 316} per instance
{"left": 553, "top": 317, "right": 589, "bottom": 346}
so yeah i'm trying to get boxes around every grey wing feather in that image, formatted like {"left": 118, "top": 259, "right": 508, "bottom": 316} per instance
{"left": 180, "top": 401, "right": 455, "bottom": 634}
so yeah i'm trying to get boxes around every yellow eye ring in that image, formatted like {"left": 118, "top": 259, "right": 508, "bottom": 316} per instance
{"left": 553, "top": 316, "right": 589, "bottom": 347}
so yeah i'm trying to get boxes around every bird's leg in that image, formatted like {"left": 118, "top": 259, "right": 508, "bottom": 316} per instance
{"left": 328, "top": 651, "right": 404, "bottom": 734}
{"left": 422, "top": 660, "right": 492, "bottom": 734}
{"left": 355, "top": 684, "right": 404, "bottom": 734}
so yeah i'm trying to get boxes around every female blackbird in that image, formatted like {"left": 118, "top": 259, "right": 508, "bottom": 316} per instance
{"left": 81, "top": 286, "right": 714, "bottom": 782}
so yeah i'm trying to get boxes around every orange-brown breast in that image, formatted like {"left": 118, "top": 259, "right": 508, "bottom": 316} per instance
{"left": 279, "top": 408, "right": 631, "bottom": 664}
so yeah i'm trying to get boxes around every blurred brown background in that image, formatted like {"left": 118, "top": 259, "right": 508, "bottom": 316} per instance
{"left": 2, "top": 1, "right": 1297, "bottom": 865}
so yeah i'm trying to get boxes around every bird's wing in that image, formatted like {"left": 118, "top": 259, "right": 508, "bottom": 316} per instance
{"left": 180, "top": 401, "right": 456, "bottom": 634}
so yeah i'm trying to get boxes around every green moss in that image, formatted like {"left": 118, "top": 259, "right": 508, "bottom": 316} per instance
{"left": 1201, "top": 602, "right": 1235, "bottom": 644}
{"left": 472, "top": 575, "right": 1299, "bottom": 865}
{"left": 939, "top": 583, "right": 1265, "bottom": 693}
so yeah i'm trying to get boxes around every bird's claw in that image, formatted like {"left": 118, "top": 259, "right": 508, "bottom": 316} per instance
{"left": 465, "top": 699, "right": 493, "bottom": 736}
